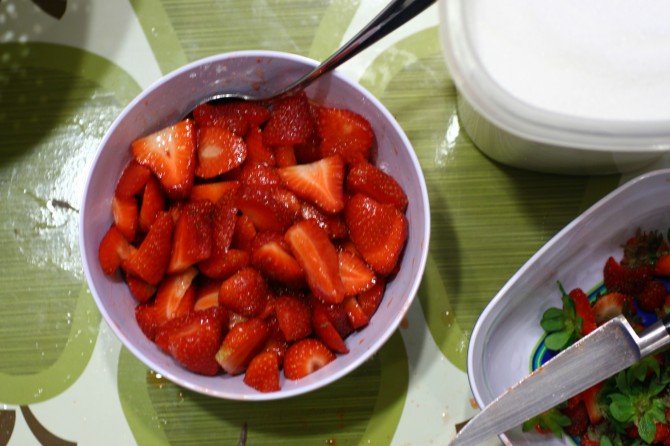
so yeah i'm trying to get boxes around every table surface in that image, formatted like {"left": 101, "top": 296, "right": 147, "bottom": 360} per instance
{"left": 1, "top": 1, "right": 666, "bottom": 445}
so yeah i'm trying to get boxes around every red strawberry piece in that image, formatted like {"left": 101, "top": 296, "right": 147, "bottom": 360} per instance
{"left": 277, "top": 155, "right": 345, "bottom": 214}
{"left": 190, "top": 180, "right": 240, "bottom": 204}
{"left": 244, "top": 125, "right": 275, "bottom": 167}
{"left": 115, "top": 160, "right": 151, "bottom": 199}
{"left": 192, "top": 102, "right": 249, "bottom": 136}
{"left": 338, "top": 249, "right": 376, "bottom": 296}
{"left": 131, "top": 118, "right": 197, "bottom": 200}
{"left": 654, "top": 422, "right": 670, "bottom": 443}
{"left": 274, "top": 145, "right": 297, "bottom": 167}
{"left": 215, "top": 318, "right": 270, "bottom": 375}
{"left": 231, "top": 214, "right": 257, "bottom": 251}
{"left": 343, "top": 296, "right": 370, "bottom": 329}
{"left": 274, "top": 295, "right": 312, "bottom": 341}
{"left": 168, "top": 200, "right": 214, "bottom": 274}
{"left": 195, "top": 126, "right": 247, "bottom": 179}
{"left": 285, "top": 220, "right": 345, "bottom": 304}
{"left": 250, "top": 231, "right": 305, "bottom": 288}
{"left": 218, "top": 267, "right": 269, "bottom": 318}
{"left": 346, "top": 161, "right": 408, "bottom": 212}
{"left": 579, "top": 435, "right": 600, "bottom": 446}
{"left": 592, "top": 292, "right": 627, "bottom": 325}
{"left": 193, "top": 280, "right": 222, "bottom": 312}
{"left": 580, "top": 381, "right": 604, "bottom": 425}
{"left": 638, "top": 280, "right": 667, "bottom": 311}
{"left": 317, "top": 300, "right": 354, "bottom": 339}
{"left": 300, "top": 201, "right": 348, "bottom": 240}
{"left": 122, "top": 211, "right": 174, "bottom": 285}
{"left": 112, "top": 194, "right": 138, "bottom": 242}
{"left": 357, "top": 279, "right": 386, "bottom": 318}
{"left": 243, "top": 351, "right": 280, "bottom": 393}
{"left": 235, "top": 184, "right": 297, "bottom": 232}
{"left": 135, "top": 267, "right": 198, "bottom": 340}
{"left": 198, "top": 248, "right": 250, "bottom": 280}
{"left": 655, "top": 253, "right": 670, "bottom": 276}
{"left": 317, "top": 107, "right": 373, "bottom": 164}
{"left": 98, "top": 225, "right": 135, "bottom": 275}
{"left": 283, "top": 338, "right": 336, "bottom": 380}
{"left": 312, "top": 302, "right": 349, "bottom": 354}
{"left": 604, "top": 256, "right": 653, "bottom": 295}
{"left": 235, "top": 163, "right": 282, "bottom": 188}
{"left": 568, "top": 288, "right": 597, "bottom": 336}
{"left": 154, "top": 307, "right": 227, "bottom": 376}
{"left": 263, "top": 91, "right": 317, "bottom": 146}
{"left": 562, "top": 401, "right": 589, "bottom": 437}
{"left": 262, "top": 337, "right": 289, "bottom": 366}
{"left": 193, "top": 101, "right": 270, "bottom": 133}
{"left": 344, "top": 194, "right": 408, "bottom": 276}
{"left": 138, "top": 175, "right": 166, "bottom": 233}
{"left": 126, "top": 274, "right": 156, "bottom": 303}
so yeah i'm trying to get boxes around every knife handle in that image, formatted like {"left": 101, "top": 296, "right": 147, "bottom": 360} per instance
{"left": 639, "top": 313, "right": 670, "bottom": 357}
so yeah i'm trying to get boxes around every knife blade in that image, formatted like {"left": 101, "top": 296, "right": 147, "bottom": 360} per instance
{"left": 450, "top": 314, "right": 670, "bottom": 446}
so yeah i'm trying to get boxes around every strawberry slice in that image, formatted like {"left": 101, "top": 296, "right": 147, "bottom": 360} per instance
{"left": 235, "top": 184, "right": 297, "bottom": 232}
{"left": 195, "top": 126, "right": 247, "bottom": 178}
{"left": 338, "top": 249, "right": 376, "bottom": 296}
{"left": 277, "top": 155, "right": 345, "bottom": 214}
{"left": 263, "top": 91, "right": 317, "bottom": 146}
{"left": 155, "top": 307, "right": 227, "bottom": 376}
{"left": 283, "top": 338, "right": 336, "bottom": 380}
{"left": 244, "top": 125, "right": 275, "bottom": 167}
{"left": 231, "top": 215, "right": 257, "bottom": 252}
{"left": 98, "top": 225, "right": 135, "bottom": 275}
{"left": 126, "top": 274, "right": 156, "bottom": 303}
{"left": 135, "top": 267, "right": 198, "bottom": 340}
{"left": 193, "top": 101, "right": 270, "bottom": 134}
{"left": 168, "top": 200, "right": 214, "bottom": 274}
{"left": 567, "top": 288, "right": 597, "bottom": 336}
{"left": 357, "top": 279, "right": 386, "bottom": 318}
{"left": 285, "top": 220, "right": 345, "bottom": 304}
{"left": 115, "top": 160, "right": 151, "bottom": 198}
{"left": 343, "top": 296, "right": 370, "bottom": 329}
{"left": 346, "top": 161, "right": 408, "bottom": 212}
{"left": 235, "top": 163, "right": 282, "bottom": 188}
{"left": 655, "top": 253, "right": 670, "bottom": 276}
{"left": 198, "top": 248, "right": 250, "bottom": 280}
{"left": 194, "top": 280, "right": 222, "bottom": 312}
{"left": 112, "top": 195, "right": 138, "bottom": 242}
{"left": 190, "top": 181, "right": 240, "bottom": 204}
{"left": 638, "top": 280, "right": 667, "bottom": 311}
{"left": 131, "top": 119, "right": 197, "bottom": 200}
{"left": 300, "top": 201, "right": 348, "bottom": 240}
{"left": 243, "top": 351, "right": 280, "bottom": 393}
{"left": 274, "top": 145, "right": 297, "bottom": 167}
{"left": 122, "top": 211, "right": 174, "bottom": 285}
{"left": 312, "top": 302, "right": 349, "bottom": 354}
{"left": 250, "top": 231, "right": 305, "bottom": 288}
{"left": 344, "top": 194, "right": 408, "bottom": 276}
{"left": 592, "top": 292, "right": 627, "bottom": 324}
{"left": 138, "top": 176, "right": 166, "bottom": 233}
{"left": 317, "top": 107, "right": 373, "bottom": 164}
{"left": 218, "top": 267, "right": 269, "bottom": 318}
{"left": 274, "top": 295, "right": 312, "bottom": 341}
{"left": 215, "top": 318, "right": 270, "bottom": 375}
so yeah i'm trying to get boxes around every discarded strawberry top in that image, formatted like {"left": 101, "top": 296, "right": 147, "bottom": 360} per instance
{"left": 527, "top": 229, "right": 670, "bottom": 445}
{"left": 97, "top": 90, "right": 409, "bottom": 393}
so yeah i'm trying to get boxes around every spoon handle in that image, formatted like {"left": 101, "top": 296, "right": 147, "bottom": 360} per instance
{"left": 279, "top": 0, "right": 437, "bottom": 98}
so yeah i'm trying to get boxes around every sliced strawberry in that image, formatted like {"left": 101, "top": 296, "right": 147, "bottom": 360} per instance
{"left": 190, "top": 180, "right": 240, "bottom": 204}
{"left": 126, "top": 274, "right": 156, "bottom": 303}
{"left": 243, "top": 351, "right": 280, "bottom": 392}
{"left": 317, "top": 107, "right": 373, "bottom": 164}
{"left": 285, "top": 220, "right": 345, "bottom": 304}
{"left": 250, "top": 231, "right": 305, "bottom": 288}
{"left": 357, "top": 279, "right": 386, "bottom": 318}
{"left": 198, "top": 248, "right": 250, "bottom": 280}
{"left": 168, "top": 201, "right": 214, "bottom": 274}
{"left": 138, "top": 175, "right": 166, "bottom": 233}
{"left": 283, "top": 338, "right": 336, "bottom": 380}
{"left": 592, "top": 292, "right": 627, "bottom": 324}
{"left": 231, "top": 214, "right": 257, "bottom": 252}
{"left": 131, "top": 119, "right": 197, "bottom": 200}
{"left": 218, "top": 267, "right": 269, "bottom": 318}
{"left": 568, "top": 288, "right": 597, "bottom": 336}
{"left": 346, "top": 161, "right": 408, "bottom": 212}
{"left": 98, "top": 225, "right": 135, "bottom": 275}
{"left": 263, "top": 91, "right": 317, "bottom": 146}
{"left": 192, "top": 102, "right": 249, "bottom": 136}
{"left": 262, "top": 337, "right": 289, "bottom": 366}
{"left": 344, "top": 194, "right": 408, "bottom": 276}
{"left": 312, "top": 302, "right": 349, "bottom": 354}
{"left": 215, "top": 318, "right": 270, "bottom": 375}
{"left": 154, "top": 307, "right": 227, "bottom": 376}
{"left": 235, "top": 163, "right": 282, "bottom": 188}
{"left": 122, "top": 211, "right": 174, "bottom": 285}
{"left": 195, "top": 126, "right": 247, "bottom": 179}
{"left": 277, "top": 155, "right": 345, "bottom": 214}
{"left": 115, "top": 160, "right": 151, "bottom": 198}
{"left": 244, "top": 125, "right": 275, "bottom": 167}
{"left": 314, "top": 300, "right": 354, "bottom": 339}
{"left": 135, "top": 267, "right": 198, "bottom": 340}
{"left": 193, "top": 280, "right": 221, "bottom": 312}
{"left": 343, "top": 296, "right": 370, "bottom": 329}
{"left": 274, "top": 145, "right": 297, "bottom": 167}
{"left": 638, "top": 280, "right": 667, "bottom": 311}
{"left": 300, "top": 201, "right": 348, "bottom": 240}
{"left": 573, "top": 381, "right": 604, "bottom": 425}
{"left": 112, "top": 194, "right": 138, "bottom": 242}
{"left": 235, "top": 184, "right": 297, "bottom": 232}
{"left": 655, "top": 253, "right": 670, "bottom": 276}
{"left": 193, "top": 101, "right": 270, "bottom": 134}
{"left": 338, "top": 249, "right": 376, "bottom": 296}
{"left": 274, "top": 295, "right": 312, "bottom": 341}
{"left": 604, "top": 256, "right": 653, "bottom": 295}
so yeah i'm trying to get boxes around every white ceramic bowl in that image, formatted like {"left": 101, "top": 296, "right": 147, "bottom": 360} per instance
{"left": 438, "top": 0, "right": 670, "bottom": 175}
{"left": 79, "top": 50, "right": 430, "bottom": 400}
{"left": 468, "top": 168, "right": 670, "bottom": 444}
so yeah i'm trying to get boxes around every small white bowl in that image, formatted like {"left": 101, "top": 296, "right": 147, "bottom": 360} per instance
{"left": 79, "top": 50, "right": 430, "bottom": 400}
{"left": 468, "top": 168, "right": 670, "bottom": 444}
{"left": 438, "top": 0, "right": 670, "bottom": 175}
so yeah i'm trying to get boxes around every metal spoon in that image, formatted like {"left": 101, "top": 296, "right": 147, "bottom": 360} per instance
{"left": 203, "top": 0, "right": 436, "bottom": 105}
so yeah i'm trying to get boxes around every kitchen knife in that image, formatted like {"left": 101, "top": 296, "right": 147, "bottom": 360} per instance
{"left": 450, "top": 314, "right": 670, "bottom": 446}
